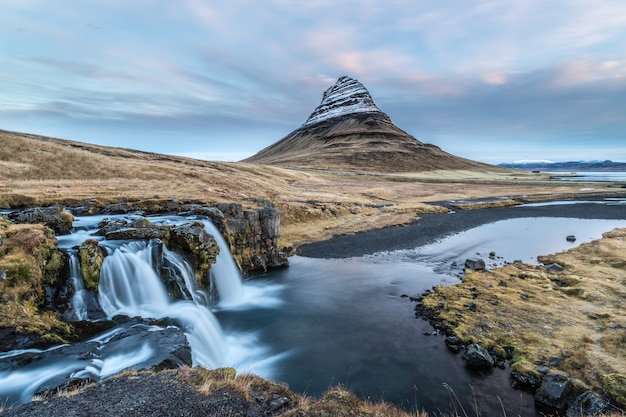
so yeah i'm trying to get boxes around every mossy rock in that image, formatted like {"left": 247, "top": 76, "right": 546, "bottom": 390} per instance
{"left": 601, "top": 373, "right": 626, "bottom": 408}
{"left": 79, "top": 239, "right": 107, "bottom": 292}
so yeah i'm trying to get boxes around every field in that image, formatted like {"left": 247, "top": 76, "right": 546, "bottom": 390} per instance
{"left": 1, "top": 129, "right": 621, "bottom": 248}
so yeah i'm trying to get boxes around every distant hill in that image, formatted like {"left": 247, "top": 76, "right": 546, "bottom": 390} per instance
{"left": 244, "top": 76, "right": 506, "bottom": 173}
{"left": 500, "top": 160, "right": 626, "bottom": 172}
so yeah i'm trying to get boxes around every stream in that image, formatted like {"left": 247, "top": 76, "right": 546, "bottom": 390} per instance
{"left": 1, "top": 198, "right": 626, "bottom": 415}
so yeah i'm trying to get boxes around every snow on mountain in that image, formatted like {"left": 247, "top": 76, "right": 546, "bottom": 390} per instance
{"left": 302, "top": 76, "right": 385, "bottom": 127}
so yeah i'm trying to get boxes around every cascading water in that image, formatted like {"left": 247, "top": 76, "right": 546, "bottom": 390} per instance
{"left": 0, "top": 214, "right": 279, "bottom": 408}
{"left": 162, "top": 247, "right": 210, "bottom": 306}
{"left": 66, "top": 250, "right": 89, "bottom": 320}
{"left": 98, "top": 239, "right": 226, "bottom": 367}
{"left": 200, "top": 220, "right": 244, "bottom": 306}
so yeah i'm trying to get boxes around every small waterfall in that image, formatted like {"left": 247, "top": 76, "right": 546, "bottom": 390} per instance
{"left": 98, "top": 240, "right": 226, "bottom": 367}
{"left": 98, "top": 240, "right": 170, "bottom": 318}
{"left": 163, "top": 247, "right": 210, "bottom": 306}
{"left": 67, "top": 251, "right": 89, "bottom": 320}
{"left": 200, "top": 220, "right": 244, "bottom": 306}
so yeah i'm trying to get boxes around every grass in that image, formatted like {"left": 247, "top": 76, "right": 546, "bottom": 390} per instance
{"left": 1, "top": 129, "right": 622, "bottom": 248}
{"left": 421, "top": 228, "right": 626, "bottom": 402}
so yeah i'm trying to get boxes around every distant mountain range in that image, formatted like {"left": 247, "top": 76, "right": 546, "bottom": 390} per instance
{"left": 500, "top": 160, "right": 626, "bottom": 171}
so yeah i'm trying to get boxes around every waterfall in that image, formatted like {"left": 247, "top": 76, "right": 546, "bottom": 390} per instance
{"left": 163, "top": 247, "right": 210, "bottom": 306}
{"left": 67, "top": 251, "right": 89, "bottom": 320}
{"left": 200, "top": 220, "right": 244, "bottom": 306}
{"left": 98, "top": 240, "right": 226, "bottom": 367}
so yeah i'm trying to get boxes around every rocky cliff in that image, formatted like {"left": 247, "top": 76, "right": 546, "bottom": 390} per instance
{"left": 244, "top": 76, "right": 504, "bottom": 173}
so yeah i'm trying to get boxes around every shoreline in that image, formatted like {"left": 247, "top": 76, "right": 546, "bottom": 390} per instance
{"left": 299, "top": 196, "right": 626, "bottom": 258}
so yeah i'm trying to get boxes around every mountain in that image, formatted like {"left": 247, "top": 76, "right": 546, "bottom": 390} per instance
{"left": 500, "top": 160, "right": 626, "bottom": 171}
{"left": 244, "top": 76, "right": 504, "bottom": 173}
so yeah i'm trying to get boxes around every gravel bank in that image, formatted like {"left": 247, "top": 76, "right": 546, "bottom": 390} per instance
{"left": 299, "top": 198, "right": 626, "bottom": 258}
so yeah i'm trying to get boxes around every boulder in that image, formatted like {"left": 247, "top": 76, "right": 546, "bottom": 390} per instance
{"left": 534, "top": 373, "right": 572, "bottom": 413}
{"left": 566, "top": 391, "right": 609, "bottom": 417}
{"left": 78, "top": 239, "right": 107, "bottom": 292}
{"left": 464, "top": 343, "right": 494, "bottom": 369}
{"left": 445, "top": 336, "right": 462, "bottom": 353}
{"left": 546, "top": 263, "right": 564, "bottom": 273}
{"left": 465, "top": 258, "right": 485, "bottom": 271}
{"left": 11, "top": 205, "right": 74, "bottom": 235}
{"left": 168, "top": 222, "right": 219, "bottom": 287}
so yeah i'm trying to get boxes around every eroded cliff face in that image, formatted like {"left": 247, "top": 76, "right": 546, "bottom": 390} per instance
{"left": 215, "top": 203, "right": 288, "bottom": 275}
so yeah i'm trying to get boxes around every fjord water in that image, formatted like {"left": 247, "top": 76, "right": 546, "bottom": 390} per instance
{"left": 2, "top": 207, "right": 626, "bottom": 414}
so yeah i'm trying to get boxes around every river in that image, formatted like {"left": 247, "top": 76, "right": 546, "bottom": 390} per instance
{"left": 1, "top": 198, "right": 626, "bottom": 415}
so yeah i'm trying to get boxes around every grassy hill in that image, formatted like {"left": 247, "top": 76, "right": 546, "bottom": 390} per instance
{"left": 1, "top": 129, "right": 619, "bottom": 247}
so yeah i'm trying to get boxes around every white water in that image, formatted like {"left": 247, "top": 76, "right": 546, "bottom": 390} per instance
{"left": 98, "top": 239, "right": 226, "bottom": 367}
{"left": 200, "top": 220, "right": 244, "bottom": 306}
{"left": 67, "top": 251, "right": 89, "bottom": 320}
{"left": 163, "top": 246, "right": 210, "bottom": 306}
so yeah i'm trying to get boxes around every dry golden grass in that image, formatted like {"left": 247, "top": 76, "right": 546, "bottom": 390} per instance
{"left": 1, "top": 129, "right": 621, "bottom": 248}
{"left": 422, "top": 228, "right": 626, "bottom": 395}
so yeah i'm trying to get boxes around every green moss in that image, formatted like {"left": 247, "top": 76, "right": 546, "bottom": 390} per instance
{"left": 0, "top": 257, "right": 33, "bottom": 287}
{"left": 79, "top": 239, "right": 106, "bottom": 292}
{"left": 601, "top": 373, "right": 626, "bottom": 408}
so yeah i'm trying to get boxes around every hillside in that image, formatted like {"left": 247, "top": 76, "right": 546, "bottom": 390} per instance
{"left": 244, "top": 76, "right": 505, "bottom": 173}
{"left": 1, "top": 129, "right": 619, "bottom": 247}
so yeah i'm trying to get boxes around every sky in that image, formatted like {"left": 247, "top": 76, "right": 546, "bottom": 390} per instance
{"left": 1, "top": 1, "right": 625, "bottom": 164}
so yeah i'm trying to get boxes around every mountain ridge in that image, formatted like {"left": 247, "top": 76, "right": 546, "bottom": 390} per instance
{"left": 244, "top": 76, "right": 506, "bottom": 173}
{"left": 500, "top": 160, "right": 626, "bottom": 171}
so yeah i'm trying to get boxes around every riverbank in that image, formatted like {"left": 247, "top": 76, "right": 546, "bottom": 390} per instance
{"left": 0, "top": 367, "right": 420, "bottom": 417}
{"left": 299, "top": 197, "right": 626, "bottom": 414}
{"left": 2, "top": 198, "right": 626, "bottom": 416}
{"left": 299, "top": 196, "right": 626, "bottom": 258}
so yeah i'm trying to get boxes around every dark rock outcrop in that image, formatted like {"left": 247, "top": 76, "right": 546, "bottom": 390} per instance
{"left": 534, "top": 373, "right": 573, "bottom": 413}
{"left": 216, "top": 203, "right": 288, "bottom": 274}
{"left": 463, "top": 343, "right": 494, "bottom": 369}
{"left": 10, "top": 205, "right": 74, "bottom": 235}
{"left": 465, "top": 258, "right": 486, "bottom": 271}
{"left": 566, "top": 391, "right": 609, "bottom": 417}
{"left": 0, "top": 321, "right": 191, "bottom": 407}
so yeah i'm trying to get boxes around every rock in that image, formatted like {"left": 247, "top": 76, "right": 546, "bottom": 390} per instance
{"left": 534, "top": 373, "right": 573, "bottom": 413}
{"left": 546, "top": 263, "right": 564, "bottom": 273}
{"left": 78, "top": 239, "right": 107, "bottom": 292}
{"left": 11, "top": 205, "right": 74, "bottom": 235}
{"left": 1, "top": 321, "right": 192, "bottom": 404}
{"left": 511, "top": 371, "right": 541, "bottom": 391}
{"left": 105, "top": 227, "right": 168, "bottom": 240}
{"left": 566, "top": 391, "right": 609, "bottom": 417}
{"left": 467, "top": 302, "right": 477, "bottom": 312}
{"left": 445, "top": 336, "right": 462, "bottom": 353}
{"left": 566, "top": 235, "right": 576, "bottom": 242}
{"left": 502, "top": 345, "right": 515, "bottom": 360}
{"left": 465, "top": 258, "right": 485, "bottom": 271}
{"left": 219, "top": 203, "right": 288, "bottom": 275}
{"left": 168, "top": 222, "right": 219, "bottom": 287}
{"left": 464, "top": 343, "right": 494, "bottom": 369}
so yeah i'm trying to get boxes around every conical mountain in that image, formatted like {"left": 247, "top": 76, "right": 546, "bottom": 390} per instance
{"left": 244, "top": 76, "right": 502, "bottom": 173}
